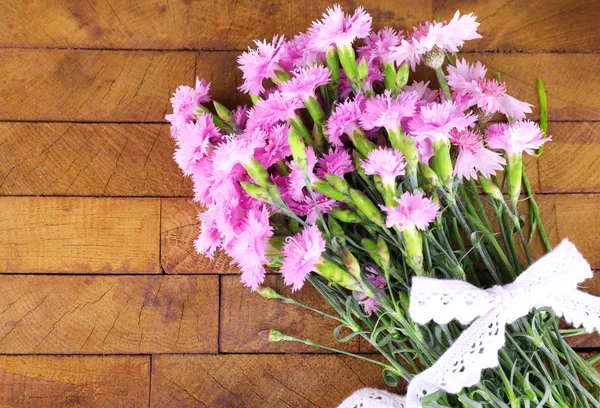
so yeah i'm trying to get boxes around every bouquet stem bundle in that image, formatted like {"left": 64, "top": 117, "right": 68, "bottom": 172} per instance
{"left": 166, "top": 5, "right": 600, "bottom": 406}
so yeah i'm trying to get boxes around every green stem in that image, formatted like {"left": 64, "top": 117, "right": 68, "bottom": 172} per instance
{"left": 435, "top": 67, "right": 451, "bottom": 100}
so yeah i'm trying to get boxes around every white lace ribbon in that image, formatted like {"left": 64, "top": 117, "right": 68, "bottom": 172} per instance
{"left": 340, "top": 239, "right": 600, "bottom": 408}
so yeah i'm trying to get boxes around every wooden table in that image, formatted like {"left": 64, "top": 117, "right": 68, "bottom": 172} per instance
{"left": 0, "top": 0, "right": 599, "bottom": 406}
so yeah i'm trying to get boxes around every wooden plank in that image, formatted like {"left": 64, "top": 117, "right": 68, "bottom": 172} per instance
{"left": 0, "top": 197, "right": 160, "bottom": 273}
{"left": 0, "top": 123, "right": 192, "bottom": 196}
{"left": 161, "top": 198, "right": 238, "bottom": 274}
{"left": 462, "top": 54, "right": 600, "bottom": 121}
{"left": 0, "top": 49, "right": 194, "bottom": 122}
{"left": 434, "top": 0, "right": 600, "bottom": 52}
{"left": 538, "top": 122, "right": 600, "bottom": 193}
{"left": 151, "top": 354, "right": 397, "bottom": 408}
{"left": 0, "top": 275, "right": 218, "bottom": 354}
{"left": 0, "top": 0, "right": 431, "bottom": 50}
{"left": 555, "top": 194, "right": 600, "bottom": 269}
{"left": 0, "top": 356, "right": 149, "bottom": 406}
{"left": 567, "top": 272, "right": 600, "bottom": 348}
{"left": 220, "top": 275, "right": 361, "bottom": 353}
{"left": 0, "top": 355, "right": 149, "bottom": 407}
{"left": 196, "top": 51, "right": 251, "bottom": 108}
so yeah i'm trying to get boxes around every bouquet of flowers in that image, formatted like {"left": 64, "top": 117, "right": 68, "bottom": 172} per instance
{"left": 166, "top": 5, "right": 600, "bottom": 407}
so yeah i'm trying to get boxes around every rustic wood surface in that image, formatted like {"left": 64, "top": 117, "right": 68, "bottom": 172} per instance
{"left": 0, "top": 0, "right": 599, "bottom": 406}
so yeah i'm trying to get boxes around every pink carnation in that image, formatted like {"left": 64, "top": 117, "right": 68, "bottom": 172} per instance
{"left": 360, "top": 147, "right": 406, "bottom": 187}
{"left": 287, "top": 147, "right": 318, "bottom": 201}
{"left": 282, "top": 32, "right": 326, "bottom": 69}
{"left": 238, "top": 35, "right": 288, "bottom": 96}
{"left": 280, "top": 65, "right": 331, "bottom": 102}
{"left": 449, "top": 128, "right": 506, "bottom": 180}
{"left": 194, "top": 206, "right": 221, "bottom": 259}
{"left": 486, "top": 120, "right": 551, "bottom": 156}
{"left": 255, "top": 123, "right": 292, "bottom": 168}
{"left": 317, "top": 148, "right": 354, "bottom": 178}
{"left": 228, "top": 206, "right": 274, "bottom": 291}
{"left": 280, "top": 225, "right": 326, "bottom": 291}
{"left": 326, "top": 94, "right": 365, "bottom": 147}
{"left": 173, "top": 113, "right": 222, "bottom": 175}
{"left": 356, "top": 271, "right": 387, "bottom": 315}
{"left": 166, "top": 78, "right": 211, "bottom": 132}
{"left": 409, "top": 100, "right": 477, "bottom": 143}
{"left": 307, "top": 5, "right": 372, "bottom": 52}
{"left": 284, "top": 192, "right": 340, "bottom": 224}
{"left": 381, "top": 191, "right": 439, "bottom": 231}
{"left": 190, "top": 158, "right": 214, "bottom": 205}
{"left": 358, "top": 27, "right": 402, "bottom": 65}
{"left": 359, "top": 90, "right": 419, "bottom": 132}
{"left": 403, "top": 81, "right": 439, "bottom": 104}
{"left": 233, "top": 105, "right": 249, "bottom": 130}
{"left": 447, "top": 58, "right": 532, "bottom": 119}
{"left": 392, "top": 12, "right": 481, "bottom": 70}
{"left": 246, "top": 91, "right": 304, "bottom": 131}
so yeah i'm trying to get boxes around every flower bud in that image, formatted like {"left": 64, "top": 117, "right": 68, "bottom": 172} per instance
{"left": 325, "top": 174, "right": 350, "bottom": 195}
{"left": 240, "top": 181, "right": 272, "bottom": 204}
{"left": 418, "top": 163, "right": 440, "bottom": 187}
{"left": 213, "top": 101, "right": 234, "bottom": 124}
{"left": 256, "top": 285, "right": 284, "bottom": 300}
{"left": 479, "top": 177, "right": 503, "bottom": 201}
{"left": 337, "top": 44, "right": 358, "bottom": 83}
{"left": 377, "top": 236, "right": 390, "bottom": 270}
{"left": 349, "top": 129, "right": 376, "bottom": 157}
{"left": 402, "top": 226, "right": 425, "bottom": 275}
{"left": 244, "top": 158, "right": 272, "bottom": 188}
{"left": 431, "top": 139, "right": 454, "bottom": 190}
{"left": 352, "top": 151, "right": 369, "bottom": 183}
{"left": 258, "top": 329, "right": 287, "bottom": 342}
{"left": 313, "top": 179, "right": 348, "bottom": 202}
{"left": 357, "top": 57, "right": 369, "bottom": 85}
{"left": 305, "top": 96, "right": 326, "bottom": 126}
{"left": 381, "top": 62, "right": 397, "bottom": 92}
{"left": 326, "top": 46, "right": 340, "bottom": 85}
{"left": 330, "top": 207, "right": 361, "bottom": 223}
{"left": 342, "top": 247, "right": 361, "bottom": 278}
{"left": 349, "top": 189, "right": 385, "bottom": 227}
{"left": 395, "top": 62, "right": 409, "bottom": 89}
{"left": 362, "top": 238, "right": 382, "bottom": 267}
{"left": 423, "top": 46, "right": 445, "bottom": 70}
{"left": 316, "top": 259, "right": 361, "bottom": 292}
{"left": 288, "top": 126, "right": 308, "bottom": 170}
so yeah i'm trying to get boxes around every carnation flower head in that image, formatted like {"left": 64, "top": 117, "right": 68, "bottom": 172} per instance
{"left": 307, "top": 4, "right": 372, "bottom": 52}
{"left": 211, "top": 135, "right": 258, "bottom": 182}
{"left": 447, "top": 58, "right": 532, "bottom": 120}
{"left": 280, "top": 65, "right": 331, "bottom": 102}
{"left": 326, "top": 94, "right": 365, "bottom": 147}
{"left": 228, "top": 206, "right": 273, "bottom": 291}
{"left": 360, "top": 147, "right": 406, "bottom": 187}
{"left": 409, "top": 100, "right": 477, "bottom": 143}
{"left": 194, "top": 206, "right": 221, "bottom": 259}
{"left": 233, "top": 105, "right": 249, "bottom": 130}
{"left": 255, "top": 123, "right": 291, "bottom": 168}
{"left": 238, "top": 35, "right": 288, "bottom": 96}
{"left": 166, "top": 78, "right": 211, "bottom": 132}
{"left": 358, "top": 27, "right": 402, "bottom": 65}
{"left": 317, "top": 148, "right": 354, "bottom": 178}
{"left": 392, "top": 12, "right": 481, "bottom": 70}
{"left": 486, "top": 120, "right": 551, "bottom": 156}
{"left": 287, "top": 147, "right": 318, "bottom": 201}
{"left": 356, "top": 271, "right": 387, "bottom": 315}
{"left": 450, "top": 128, "right": 506, "bottom": 180}
{"left": 403, "top": 81, "right": 439, "bottom": 104}
{"left": 190, "top": 158, "right": 214, "bottom": 205}
{"left": 280, "top": 225, "right": 326, "bottom": 291}
{"left": 246, "top": 91, "right": 304, "bottom": 131}
{"left": 359, "top": 90, "right": 419, "bottom": 132}
{"left": 381, "top": 191, "right": 439, "bottom": 231}
{"left": 173, "top": 113, "right": 222, "bottom": 175}
{"left": 282, "top": 32, "right": 326, "bottom": 69}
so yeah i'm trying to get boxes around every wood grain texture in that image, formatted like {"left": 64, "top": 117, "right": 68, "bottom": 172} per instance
{"left": 220, "top": 275, "right": 361, "bottom": 353}
{"left": 151, "top": 354, "right": 397, "bottom": 408}
{"left": 0, "top": 355, "right": 150, "bottom": 407}
{"left": 567, "top": 272, "right": 600, "bottom": 348}
{"left": 555, "top": 194, "right": 600, "bottom": 269}
{"left": 538, "top": 122, "right": 600, "bottom": 193}
{"left": 434, "top": 0, "right": 600, "bottom": 52}
{"left": 0, "top": 275, "right": 218, "bottom": 354}
{"left": 0, "top": 49, "right": 194, "bottom": 122}
{"left": 0, "top": 197, "right": 160, "bottom": 273}
{"left": 0, "top": 0, "right": 431, "bottom": 51}
{"left": 161, "top": 198, "right": 238, "bottom": 274}
{"left": 463, "top": 54, "right": 600, "bottom": 121}
{"left": 0, "top": 123, "right": 192, "bottom": 197}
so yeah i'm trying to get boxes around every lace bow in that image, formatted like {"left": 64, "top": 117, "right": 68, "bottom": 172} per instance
{"left": 340, "top": 239, "right": 600, "bottom": 408}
